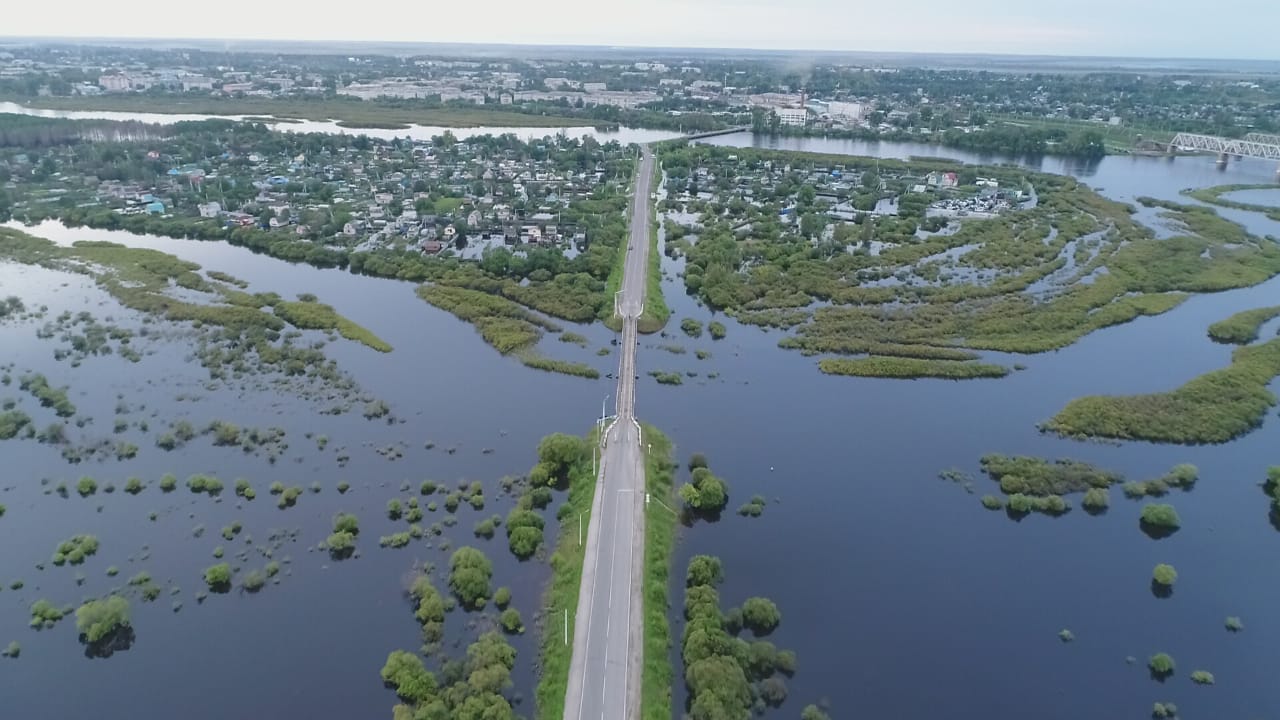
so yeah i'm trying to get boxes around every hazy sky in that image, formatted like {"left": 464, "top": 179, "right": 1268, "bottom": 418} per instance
{"left": 3, "top": 0, "right": 1274, "bottom": 59}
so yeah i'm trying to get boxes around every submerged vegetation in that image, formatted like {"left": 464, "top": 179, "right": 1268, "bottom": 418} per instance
{"left": 681, "top": 556, "right": 798, "bottom": 717}
{"left": 1207, "top": 305, "right": 1280, "bottom": 345}
{"left": 660, "top": 145, "right": 1280, "bottom": 379}
{"left": 679, "top": 461, "right": 730, "bottom": 514}
{"left": 1046, "top": 337, "right": 1280, "bottom": 444}
{"left": 818, "top": 357, "right": 1008, "bottom": 380}
{"left": 977, "top": 455, "right": 1197, "bottom": 517}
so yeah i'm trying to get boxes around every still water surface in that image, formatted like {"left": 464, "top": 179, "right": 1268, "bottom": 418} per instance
{"left": 2, "top": 131, "right": 1279, "bottom": 719}
{"left": 0, "top": 101, "right": 684, "bottom": 145}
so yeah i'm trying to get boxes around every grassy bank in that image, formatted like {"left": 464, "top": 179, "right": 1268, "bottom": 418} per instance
{"left": 535, "top": 428, "right": 601, "bottom": 719}
{"left": 819, "top": 356, "right": 1010, "bottom": 379}
{"left": 640, "top": 424, "right": 676, "bottom": 720}
{"left": 3, "top": 94, "right": 587, "bottom": 128}
{"left": 1207, "top": 306, "right": 1280, "bottom": 344}
{"left": 638, "top": 164, "right": 670, "bottom": 334}
{"left": 1182, "top": 184, "right": 1280, "bottom": 222}
{"left": 1045, "top": 337, "right": 1280, "bottom": 443}
{"left": 988, "top": 113, "right": 1173, "bottom": 152}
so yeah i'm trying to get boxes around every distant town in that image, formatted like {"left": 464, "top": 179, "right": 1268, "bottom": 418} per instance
{"left": 1, "top": 43, "right": 1277, "bottom": 156}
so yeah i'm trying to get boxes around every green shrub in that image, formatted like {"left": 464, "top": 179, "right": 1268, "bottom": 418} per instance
{"left": 203, "top": 563, "right": 232, "bottom": 589}
{"left": 241, "top": 570, "right": 267, "bottom": 592}
{"left": 708, "top": 321, "right": 727, "bottom": 340}
{"left": 75, "top": 596, "right": 130, "bottom": 643}
{"left": 333, "top": 513, "right": 359, "bottom": 535}
{"left": 1152, "top": 563, "right": 1177, "bottom": 586}
{"left": 494, "top": 586, "right": 512, "bottom": 609}
{"left": 680, "top": 318, "right": 703, "bottom": 337}
{"left": 1081, "top": 487, "right": 1109, "bottom": 511}
{"left": 741, "top": 597, "right": 781, "bottom": 635}
{"left": 327, "top": 531, "right": 357, "bottom": 553}
{"left": 500, "top": 608, "right": 524, "bottom": 633}
{"left": 77, "top": 476, "right": 98, "bottom": 497}
{"left": 980, "top": 494, "right": 1004, "bottom": 510}
{"left": 1225, "top": 616, "right": 1244, "bottom": 632}
{"left": 29, "top": 599, "right": 66, "bottom": 628}
{"left": 1149, "top": 653, "right": 1176, "bottom": 677}
{"left": 679, "top": 466, "right": 729, "bottom": 512}
{"left": 686, "top": 556, "right": 724, "bottom": 587}
{"left": 159, "top": 473, "right": 177, "bottom": 492}
{"left": 379, "top": 532, "right": 411, "bottom": 548}
{"left": 448, "top": 546, "right": 492, "bottom": 608}
{"left": 1190, "top": 670, "right": 1214, "bottom": 685}
{"left": 1141, "top": 504, "right": 1181, "bottom": 529}
{"left": 124, "top": 477, "right": 144, "bottom": 494}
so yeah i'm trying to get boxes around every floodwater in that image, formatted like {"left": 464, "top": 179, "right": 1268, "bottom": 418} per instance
{"left": 1, "top": 131, "right": 1280, "bottom": 720}
{"left": 0, "top": 221, "right": 619, "bottom": 718}
{"left": 0, "top": 101, "right": 684, "bottom": 145}
{"left": 1223, "top": 187, "right": 1280, "bottom": 208}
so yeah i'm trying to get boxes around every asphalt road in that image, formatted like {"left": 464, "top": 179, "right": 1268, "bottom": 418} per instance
{"left": 564, "top": 145, "right": 653, "bottom": 720}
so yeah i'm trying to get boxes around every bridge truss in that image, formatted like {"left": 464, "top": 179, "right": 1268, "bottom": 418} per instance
{"left": 1168, "top": 132, "right": 1280, "bottom": 160}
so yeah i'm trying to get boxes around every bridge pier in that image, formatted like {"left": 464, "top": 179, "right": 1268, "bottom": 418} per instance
{"left": 1217, "top": 152, "right": 1229, "bottom": 168}
{"left": 1275, "top": 162, "right": 1280, "bottom": 184}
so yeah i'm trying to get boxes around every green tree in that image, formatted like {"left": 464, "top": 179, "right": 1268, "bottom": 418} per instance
{"left": 381, "top": 650, "right": 438, "bottom": 703}
{"left": 537, "top": 433, "right": 584, "bottom": 475}
{"left": 741, "top": 597, "right": 781, "bottom": 635}
{"left": 499, "top": 608, "right": 523, "bottom": 634}
{"left": 448, "top": 547, "right": 493, "bottom": 608}
{"left": 686, "top": 555, "right": 724, "bottom": 587}
{"left": 681, "top": 467, "right": 729, "bottom": 512}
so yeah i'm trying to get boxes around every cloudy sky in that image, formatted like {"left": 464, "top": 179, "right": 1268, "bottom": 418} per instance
{"left": 2, "top": 0, "right": 1273, "bottom": 59}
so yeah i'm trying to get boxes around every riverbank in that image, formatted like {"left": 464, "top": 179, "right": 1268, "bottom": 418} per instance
{"left": 0, "top": 94, "right": 589, "bottom": 128}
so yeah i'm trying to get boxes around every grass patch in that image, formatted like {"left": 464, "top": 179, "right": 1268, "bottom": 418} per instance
{"left": 535, "top": 427, "right": 600, "bottom": 719}
{"left": 1182, "top": 183, "right": 1280, "bottom": 222}
{"left": 640, "top": 424, "right": 676, "bottom": 720}
{"left": 819, "top": 356, "right": 1009, "bottom": 379}
{"left": 1207, "top": 305, "right": 1280, "bottom": 344}
{"left": 519, "top": 354, "right": 601, "bottom": 379}
{"left": 558, "top": 331, "right": 588, "bottom": 346}
{"left": 638, "top": 162, "right": 670, "bottom": 334}
{"left": 1045, "top": 337, "right": 1280, "bottom": 443}
{"left": 417, "top": 284, "right": 557, "bottom": 354}
{"left": 979, "top": 454, "right": 1122, "bottom": 495}
{"left": 649, "top": 371, "right": 683, "bottom": 385}
{"left": 272, "top": 300, "right": 391, "bottom": 352}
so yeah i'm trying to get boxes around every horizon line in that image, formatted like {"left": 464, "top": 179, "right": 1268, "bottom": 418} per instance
{"left": 0, "top": 35, "right": 1275, "bottom": 66}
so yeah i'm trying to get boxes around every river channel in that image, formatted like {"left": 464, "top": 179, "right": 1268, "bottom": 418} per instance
{"left": 0, "top": 101, "right": 685, "bottom": 145}
{"left": 1, "top": 123, "right": 1279, "bottom": 720}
